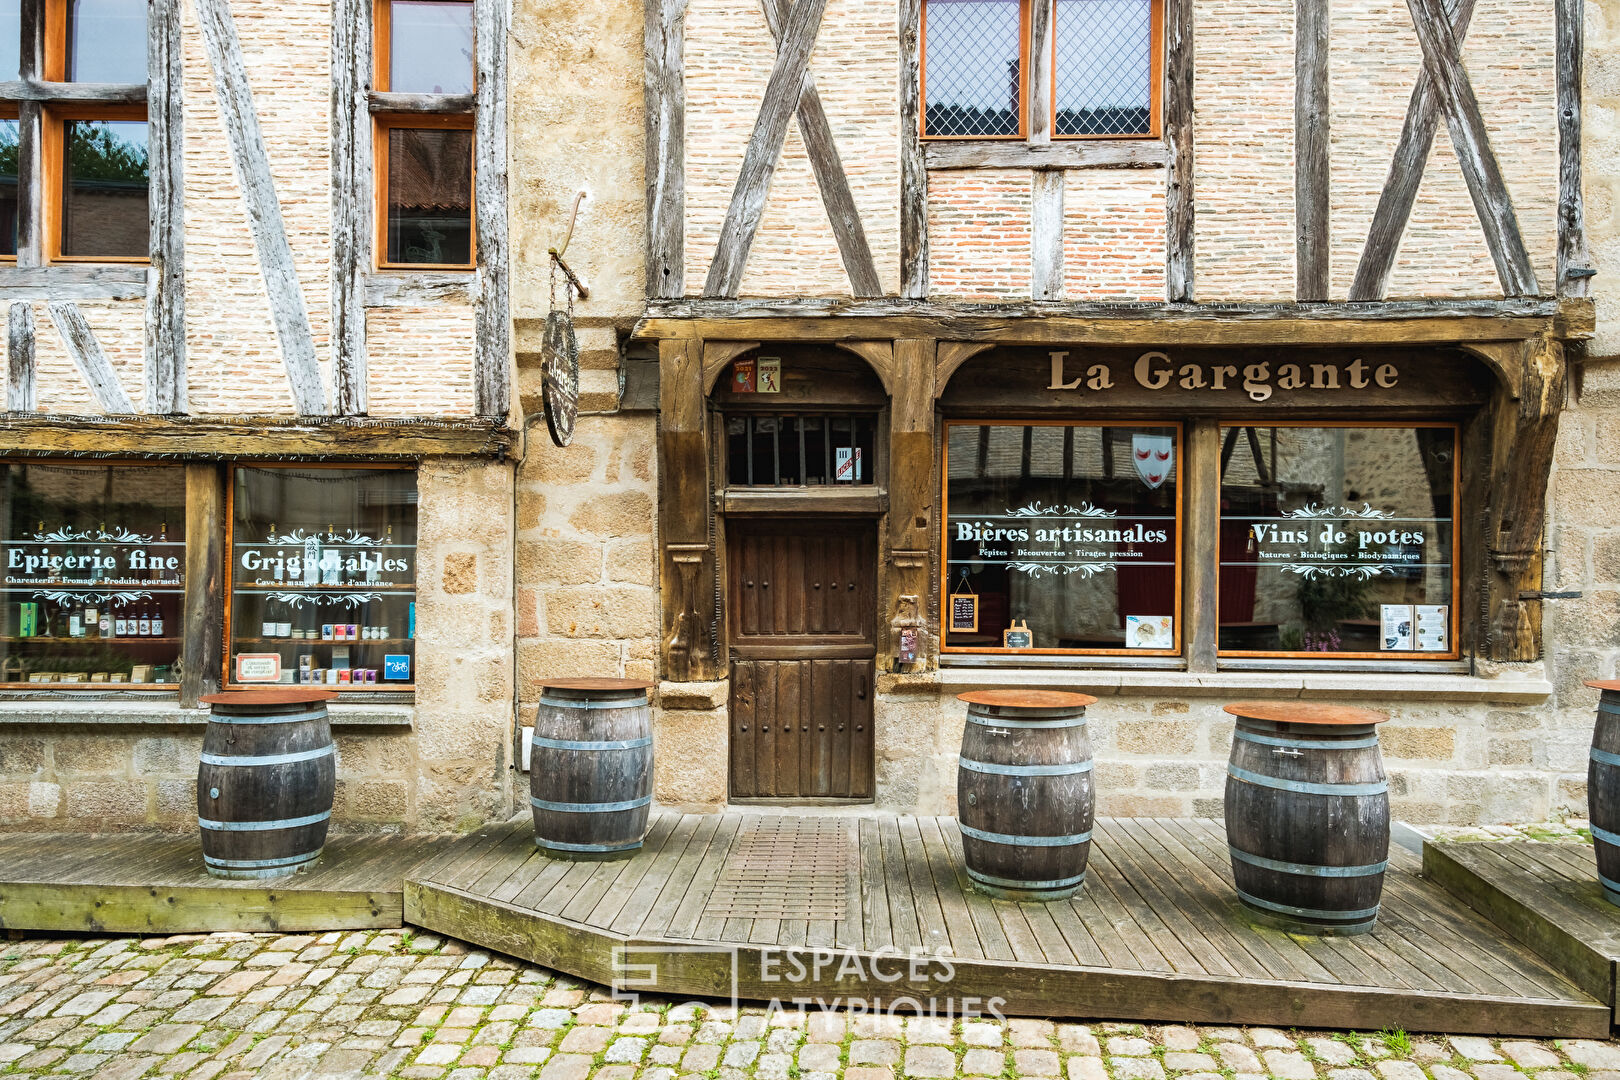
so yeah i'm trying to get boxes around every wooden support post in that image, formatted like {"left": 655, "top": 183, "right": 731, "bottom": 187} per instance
{"left": 1295, "top": 0, "right": 1329, "bottom": 301}
{"left": 899, "top": 0, "right": 927, "bottom": 299}
{"left": 181, "top": 463, "right": 226, "bottom": 708}
{"left": 15, "top": 0, "right": 41, "bottom": 270}
{"left": 888, "top": 338, "right": 936, "bottom": 668}
{"left": 1164, "top": 0, "right": 1195, "bottom": 302}
{"left": 1028, "top": 0, "right": 1053, "bottom": 146}
{"left": 659, "top": 337, "right": 717, "bottom": 681}
{"left": 1031, "top": 171, "right": 1065, "bottom": 301}
{"left": 1478, "top": 336, "right": 1565, "bottom": 663}
{"left": 1556, "top": 0, "right": 1591, "bottom": 298}
{"left": 473, "top": 0, "right": 511, "bottom": 417}
{"left": 146, "top": 0, "right": 185, "bottom": 414}
{"left": 644, "top": 0, "right": 687, "bottom": 298}
{"left": 331, "top": 0, "right": 372, "bottom": 413}
{"left": 1183, "top": 419, "right": 1219, "bottom": 672}
{"left": 7, "top": 302, "right": 34, "bottom": 412}
{"left": 194, "top": 0, "right": 326, "bottom": 415}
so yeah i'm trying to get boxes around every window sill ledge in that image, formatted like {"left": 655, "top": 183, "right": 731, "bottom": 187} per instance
{"left": 0, "top": 699, "right": 414, "bottom": 727}
{"left": 923, "top": 139, "right": 1167, "bottom": 171}
{"left": 897, "top": 667, "right": 1552, "bottom": 703}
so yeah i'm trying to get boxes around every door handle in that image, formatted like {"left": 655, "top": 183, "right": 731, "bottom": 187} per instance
{"left": 857, "top": 673, "right": 867, "bottom": 700}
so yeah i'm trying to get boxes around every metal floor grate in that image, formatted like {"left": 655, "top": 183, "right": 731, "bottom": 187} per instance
{"left": 704, "top": 818, "right": 853, "bottom": 920}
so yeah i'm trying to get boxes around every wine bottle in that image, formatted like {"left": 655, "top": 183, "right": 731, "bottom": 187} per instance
{"left": 113, "top": 603, "right": 126, "bottom": 637}
{"left": 68, "top": 602, "right": 83, "bottom": 639}
{"left": 138, "top": 608, "right": 151, "bottom": 636}
{"left": 98, "top": 606, "right": 110, "bottom": 639}
{"left": 151, "top": 606, "right": 163, "bottom": 637}
{"left": 85, "top": 602, "right": 99, "bottom": 640}
{"left": 262, "top": 597, "right": 277, "bottom": 638}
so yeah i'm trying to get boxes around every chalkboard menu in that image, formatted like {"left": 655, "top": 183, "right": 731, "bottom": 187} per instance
{"left": 949, "top": 591, "right": 978, "bottom": 632}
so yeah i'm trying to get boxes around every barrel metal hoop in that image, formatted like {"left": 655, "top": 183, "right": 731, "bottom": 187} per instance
{"left": 530, "top": 794, "right": 653, "bottom": 814}
{"left": 959, "top": 824, "right": 1093, "bottom": 847}
{"left": 531, "top": 735, "right": 653, "bottom": 751}
{"left": 1598, "top": 700, "right": 1620, "bottom": 717}
{"left": 959, "top": 758, "right": 1094, "bottom": 777}
{"left": 203, "top": 851, "right": 321, "bottom": 870}
{"left": 1598, "top": 871, "right": 1620, "bottom": 901}
{"left": 206, "top": 708, "right": 329, "bottom": 726}
{"left": 1228, "top": 846, "right": 1388, "bottom": 878}
{"left": 1591, "top": 747, "right": 1620, "bottom": 769}
{"left": 539, "top": 696, "right": 649, "bottom": 710}
{"left": 1590, "top": 824, "right": 1620, "bottom": 847}
{"left": 966, "top": 715, "right": 1086, "bottom": 729}
{"left": 1239, "top": 718, "right": 1377, "bottom": 738}
{"left": 1235, "top": 731, "right": 1381, "bottom": 751}
{"left": 1235, "top": 888, "right": 1382, "bottom": 921}
{"left": 537, "top": 837, "right": 643, "bottom": 853}
{"left": 199, "top": 744, "right": 336, "bottom": 768}
{"left": 198, "top": 810, "right": 331, "bottom": 832}
{"left": 967, "top": 868, "right": 1088, "bottom": 890}
{"left": 1226, "top": 765, "right": 1387, "bottom": 797}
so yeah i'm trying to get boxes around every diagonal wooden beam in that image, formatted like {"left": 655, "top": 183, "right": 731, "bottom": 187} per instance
{"left": 48, "top": 302, "right": 136, "bottom": 414}
{"left": 1350, "top": 0, "right": 1477, "bottom": 301}
{"left": 702, "top": 0, "right": 830, "bottom": 298}
{"left": 193, "top": 0, "right": 327, "bottom": 415}
{"left": 761, "top": 0, "right": 881, "bottom": 297}
{"left": 1403, "top": 0, "right": 1539, "bottom": 297}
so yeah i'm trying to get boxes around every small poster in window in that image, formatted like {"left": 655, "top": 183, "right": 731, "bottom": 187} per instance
{"left": 384, "top": 654, "right": 412, "bottom": 681}
{"left": 949, "top": 591, "right": 979, "bottom": 633}
{"left": 1125, "top": 615, "right": 1174, "bottom": 650}
{"left": 1003, "top": 620, "right": 1034, "bottom": 649}
{"left": 1381, "top": 604, "right": 1415, "bottom": 651}
{"left": 731, "top": 358, "right": 757, "bottom": 393}
{"left": 236, "top": 653, "right": 282, "bottom": 683}
{"left": 757, "top": 358, "right": 781, "bottom": 393}
{"left": 835, "top": 447, "right": 862, "bottom": 483}
{"left": 1416, "top": 605, "right": 1449, "bottom": 652}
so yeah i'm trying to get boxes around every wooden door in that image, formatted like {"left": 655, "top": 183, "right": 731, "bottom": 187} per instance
{"left": 727, "top": 520, "right": 875, "bottom": 800}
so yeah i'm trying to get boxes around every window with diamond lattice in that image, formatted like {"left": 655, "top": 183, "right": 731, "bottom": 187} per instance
{"left": 923, "top": 0, "right": 1024, "bottom": 138}
{"left": 1055, "top": 0, "right": 1159, "bottom": 136}
{"left": 922, "top": 0, "right": 1161, "bottom": 140}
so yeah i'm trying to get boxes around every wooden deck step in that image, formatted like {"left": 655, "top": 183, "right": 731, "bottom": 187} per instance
{"left": 405, "top": 812, "right": 1610, "bottom": 1037}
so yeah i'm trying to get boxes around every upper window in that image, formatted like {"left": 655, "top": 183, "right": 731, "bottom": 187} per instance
{"left": 0, "top": 462, "right": 185, "bottom": 689}
{"left": 1218, "top": 425, "right": 1458, "bottom": 659}
{"left": 0, "top": 0, "right": 149, "bottom": 263}
{"left": 942, "top": 422, "right": 1181, "bottom": 655}
{"left": 374, "top": 0, "right": 475, "bottom": 269}
{"left": 725, "top": 414, "right": 878, "bottom": 487}
{"left": 922, "top": 0, "right": 1162, "bottom": 139}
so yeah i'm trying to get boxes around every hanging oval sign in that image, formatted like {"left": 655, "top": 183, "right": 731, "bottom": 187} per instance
{"left": 541, "top": 308, "right": 579, "bottom": 447}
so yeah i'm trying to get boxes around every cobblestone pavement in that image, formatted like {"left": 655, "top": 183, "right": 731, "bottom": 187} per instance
{"left": 4, "top": 930, "right": 1620, "bottom": 1080}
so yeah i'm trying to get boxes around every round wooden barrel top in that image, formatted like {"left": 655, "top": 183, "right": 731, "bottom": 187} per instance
{"left": 541, "top": 678, "right": 655, "bottom": 693}
{"left": 957, "top": 690, "right": 1099, "bottom": 709}
{"left": 1223, "top": 701, "right": 1389, "bottom": 726}
{"left": 200, "top": 689, "right": 338, "bottom": 706}
{"left": 1586, "top": 680, "right": 1620, "bottom": 693}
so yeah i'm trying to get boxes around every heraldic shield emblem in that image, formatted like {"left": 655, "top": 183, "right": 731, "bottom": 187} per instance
{"left": 1132, "top": 434, "right": 1174, "bottom": 489}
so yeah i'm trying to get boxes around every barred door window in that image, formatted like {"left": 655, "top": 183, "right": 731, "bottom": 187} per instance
{"left": 922, "top": 0, "right": 1162, "bottom": 140}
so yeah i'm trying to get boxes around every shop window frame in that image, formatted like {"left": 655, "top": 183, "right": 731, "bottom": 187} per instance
{"left": 223, "top": 462, "right": 420, "bottom": 694}
{"left": 1213, "top": 419, "right": 1463, "bottom": 664}
{"left": 919, "top": 0, "right": 1165, "bottom": 142}
{"left": 371, "top": 0, "right": 476, "bottom": 272}
{"left": 0, "top": 457, "right": 187, "bottom": 692}
{"left": 939, "top": 417, "right": 1185, "bottom": 659}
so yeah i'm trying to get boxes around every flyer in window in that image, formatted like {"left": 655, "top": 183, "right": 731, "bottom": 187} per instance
{"left": 1125, "top": 615, "right": 1173, "bottom": 649}
{"left": 1415, "top": 605, "right": 1449, "bottom": 652}
{"left": 1381, "top": 604, "right": 1415, "bottom": 651}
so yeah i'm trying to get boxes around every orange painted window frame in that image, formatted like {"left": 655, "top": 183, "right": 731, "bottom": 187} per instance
{"left": 372, "top": 111, "right": 477, "bottom": 272}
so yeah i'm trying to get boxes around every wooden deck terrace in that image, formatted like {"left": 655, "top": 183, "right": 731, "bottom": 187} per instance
{"left": 1424, "top": 839, "right": 1620, "bottom": 1025}
{"left": 404, "top": 812, "right": 1611, "bottom": 1037}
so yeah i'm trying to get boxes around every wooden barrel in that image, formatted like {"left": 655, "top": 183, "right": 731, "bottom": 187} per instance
{"left": 531, "top": 678, "right": 654, "bottom": 859}
{"left": 1223, "top": 702, "right": 1391, "bottom": 935}
{"left": 1584, "top": 681, "right": 1620, "bottom": 906}
{"left": 197, "top": 689, "right": 337, "bottom": 880}
{"left": 956, "top": 690, "right": 1097, "bottom": 901}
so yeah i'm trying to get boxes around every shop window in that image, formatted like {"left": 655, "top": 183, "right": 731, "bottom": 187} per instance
{"left": 0, "top": 462, "right": 185, "bottom": 688}
{"left": 725, "top": 414, "right": 877, "bottom": 487}
{"left": 377, "top": 118, "right": 474, "bottom": 268}
{"left": 228, "top": 467, "right": 418, "bottom": 691}
{"left": 942, "top": 422, "right": 1180, "bottom": 654}
{"left": 921, "top": 0, "right": 1162, "bottom": 139}
{"left": 1217, "top": 424, "right": 1458, "bottom": 658}
{"left": 374, "top": 0, "right": 475, "bottom": 270}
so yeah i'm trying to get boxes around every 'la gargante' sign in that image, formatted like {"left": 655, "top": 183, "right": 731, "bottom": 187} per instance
{"left": 1047, "top": 351, "right": 1401, "bottom": 402}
